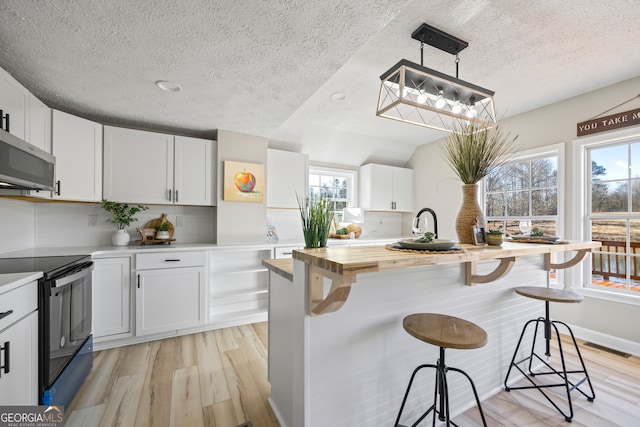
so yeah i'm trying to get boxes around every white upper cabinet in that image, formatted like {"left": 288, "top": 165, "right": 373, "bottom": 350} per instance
{"left": 0, "top": 68, "right": 29, "bottom": 141}
{"left": 28, "top": 94, "right": 51, "bottom": 152}
{"left": 359, "top": 163, "right": 414, "bottom": 212}
{"left": 103, "top": 126, "right": 214, "bottom": 205}
{"left": 51, "top": 110, "right": 103, "bottom": 201}
{"left": 267, "top": 149, "right": 308, "bottom": 208}
{"left": 174, "top": 135, "right": 215, "bottom": 206}
{"left": 103, "top": 126, "right": 173, "bottom": 204}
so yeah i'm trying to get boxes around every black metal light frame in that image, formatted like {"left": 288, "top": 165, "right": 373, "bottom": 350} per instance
{"left": 376, "top": 23, "right": 496, "bottom": 132}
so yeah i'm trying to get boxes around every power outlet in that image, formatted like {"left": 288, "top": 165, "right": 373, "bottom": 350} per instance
{"left": 88, "top": 214, "right": 98, "bottom": 227}
{"left": 175, "top": 215, "right": 184, "bottom": 227}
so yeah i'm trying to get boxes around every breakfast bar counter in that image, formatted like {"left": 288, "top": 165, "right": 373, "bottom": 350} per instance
{"left": 264, "top": 241, "right": 599, "bottom": 427}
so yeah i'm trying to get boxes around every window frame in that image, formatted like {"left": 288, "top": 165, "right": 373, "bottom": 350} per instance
{"left": 574, "top": 126, "right": 640, "bottom": 305}
{"left": 308, "top": 165, "right": 358, "bottom": 220}
{"left": 483, "top": 143, "right": 565, "bottom": 285}
{"left": 483, "top": 143, "right": 565, "bottom": 236}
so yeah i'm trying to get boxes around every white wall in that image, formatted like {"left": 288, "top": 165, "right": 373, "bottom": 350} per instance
{"left": 406, "top": 74, "right": 640, "bottom": 346}
{"left": 216, "top": 130, "right": 268, "bottom": 244}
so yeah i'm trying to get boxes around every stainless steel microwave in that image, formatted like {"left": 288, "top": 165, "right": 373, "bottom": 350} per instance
{"left": 0, "top": 128, "right": 56, "bottom": 191}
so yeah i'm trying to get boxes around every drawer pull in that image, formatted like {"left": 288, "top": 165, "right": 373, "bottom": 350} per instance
{"left": 1, "top": 341, "right": 9, "bottom": 376}
{"left": 0, "top": 310, "right": 13, "bottom": 321}
{"left": 165, "top": 259, "right": 181, "bottom": 262}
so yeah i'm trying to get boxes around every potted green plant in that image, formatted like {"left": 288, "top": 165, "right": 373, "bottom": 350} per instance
{"left": 155, "top": 222, "right": 170, "bottom": 240}
{"left": 100, "top": 199, "right": 148, "bottom": 246}
{"left": 440, "top": 121, "right": 518, "bottom": 244}
{"left": 297, "top": 194, "right": 333, "bottom": 248}
{"left": 486, "top": 229, "right": 504, "bottom": 246}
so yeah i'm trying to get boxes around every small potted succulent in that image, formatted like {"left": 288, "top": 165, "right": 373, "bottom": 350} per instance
{"left": 155, "top": 222, "right": 171, "bottom": 240}
{"left": 486, "top": 229, "right": 504, "bottom": 246}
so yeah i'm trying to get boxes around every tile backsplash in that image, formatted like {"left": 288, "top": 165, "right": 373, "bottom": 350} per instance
{"left": 0, "top": 198, "right": 215, "bottom": 251}
{"left": 267, "top": 209, "right": 403, "bottom": 242}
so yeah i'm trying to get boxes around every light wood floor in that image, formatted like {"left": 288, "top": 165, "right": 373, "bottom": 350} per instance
{"left": 65, "top": 322, "right": 640, "bottom": 426}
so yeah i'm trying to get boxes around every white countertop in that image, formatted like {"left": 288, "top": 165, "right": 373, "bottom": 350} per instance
{"left": 0, "top": 237, "right": 405, "bottom": 258}
{"left": 0, "top": 271, "right": 43, "bottom": 295}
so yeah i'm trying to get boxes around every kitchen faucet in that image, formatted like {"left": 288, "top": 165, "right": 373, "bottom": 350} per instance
{"left": 412, "top": 207, "right": 438, "bottom": 238}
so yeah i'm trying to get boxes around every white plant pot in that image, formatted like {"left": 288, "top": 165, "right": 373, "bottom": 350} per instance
{"left": 156, "top": 231, "right": 170, "bottom": 240}
{"left": 112, "top": 229, "right": 130, "bottom": 246}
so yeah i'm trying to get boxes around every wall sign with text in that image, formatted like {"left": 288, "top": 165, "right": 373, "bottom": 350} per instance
{"left": 577, "top": 107, "right": 640, "bottom": 136}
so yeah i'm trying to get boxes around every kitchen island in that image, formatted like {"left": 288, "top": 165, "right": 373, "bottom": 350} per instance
{"left": 263, "top": 241, "right": 599, "bottom": 427}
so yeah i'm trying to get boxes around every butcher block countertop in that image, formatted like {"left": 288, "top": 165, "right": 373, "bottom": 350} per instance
{"left": 263, "top": 240, "right": 601, "bottom": 285}
{"left": 289, "top": 241, "right": 601, "bottom": 277}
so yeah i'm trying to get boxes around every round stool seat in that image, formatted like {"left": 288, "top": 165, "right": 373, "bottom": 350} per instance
{"left": 515, "top": 286, "right": 583, "bottom": 304}
{"left": 403, "top": 313, "right": 487, "bottom": 350}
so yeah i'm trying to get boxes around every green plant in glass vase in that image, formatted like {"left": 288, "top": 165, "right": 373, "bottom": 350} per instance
{"left": 297, "top": 194, "right": 333, "bottom": 248}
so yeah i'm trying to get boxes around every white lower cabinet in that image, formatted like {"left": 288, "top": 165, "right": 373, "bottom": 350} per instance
{"left": 92, "top": 256, "right": 132, "bottom": 340}
{"left": 135, "top": 251, "right": 207, "bottom": 336}
{"left": 210, "top": 247, "right": 271, "bottom": 324}
{"left": 0, "top": 280, "right": 38, "bottom": 405}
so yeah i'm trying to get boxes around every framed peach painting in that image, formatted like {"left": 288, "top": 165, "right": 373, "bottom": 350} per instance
{"left": 223, "top": 160, "right": 264, "bottom": 202}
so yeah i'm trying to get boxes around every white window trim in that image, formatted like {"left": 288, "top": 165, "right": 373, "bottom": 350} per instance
{"left": 573, "top": 126, "right": 640, "bottom": 306}
{"left": 308, "top": 165, "right": 358, "bottom": 208}
{"left": 483, "top": 143, "right": 565, "bottom": 286}
{"left": 482, "top": 142, "right": 565, "bottom": 235}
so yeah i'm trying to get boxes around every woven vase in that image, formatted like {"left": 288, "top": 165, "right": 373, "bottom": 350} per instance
{"left": 455, "top": 184, "right": 486, "bottom": 244}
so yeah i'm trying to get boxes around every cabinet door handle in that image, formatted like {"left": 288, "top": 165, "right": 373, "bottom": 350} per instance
{"left": 0, "top": 310, "right": 13, "bottom": 321}
{"left": 175, "top": 190, "right": 179, "bottom": 203}
{"left": 0, "top": 111, "right": 9, "bottom": 133}
{"left": 56, "top": 180, "right": 61, "bottom": 196}
{"left": 168, "top": 189, "right": 172, "bottom": 202}
{"left": 137, "top": 274, "right": 140, "bottom": 289}
{"left": 164, "top": 259, "right": 181, "bottom": 262}
{"left": 1, "top": 341, "right": 9, "bottom": 375}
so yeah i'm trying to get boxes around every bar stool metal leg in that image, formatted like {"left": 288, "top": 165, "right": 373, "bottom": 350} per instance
{"left": 504, "top": 304, "right": 595, "bottom": 422}
{"left": 395, "top": 347, "right": 487, "bottom": 427}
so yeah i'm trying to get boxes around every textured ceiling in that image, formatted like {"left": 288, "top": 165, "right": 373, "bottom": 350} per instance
{"left": 1, "top": 0, "right": 640, "bottom": 166}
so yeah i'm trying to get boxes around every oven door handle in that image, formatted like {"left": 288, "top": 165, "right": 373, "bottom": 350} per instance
{"left": 53, "top": 263, "right": 95, "bottom": 288}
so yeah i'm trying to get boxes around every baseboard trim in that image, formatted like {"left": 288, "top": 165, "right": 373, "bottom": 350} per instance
{"left": 566, "top": 323, "right": 640, "bottom": 357}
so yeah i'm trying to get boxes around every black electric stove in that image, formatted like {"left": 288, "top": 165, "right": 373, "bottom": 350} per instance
{"left": 0, "top": 254, "right": 94, "bottom": 408}
{"left": 0, "top": 254, "right": 91, "bottom": 278}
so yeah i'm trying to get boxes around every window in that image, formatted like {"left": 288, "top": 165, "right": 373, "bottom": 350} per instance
{"left": 584, "top": 138, "right": 640, "bottom": 296}
{"left": 308, "top": 167, "right": 357, "bottom": 221}
{"left": 484, "top": 144, "right": 563, "bottom": 237}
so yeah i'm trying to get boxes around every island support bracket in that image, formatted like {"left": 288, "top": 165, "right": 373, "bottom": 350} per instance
{"left": 308, "top": 265, "right": 356, "bottom": 316}
{"left": 465, "top": 257, "right": 516, "bottom": 286}
{"left": 544, "top": 249, "right": 590, "bottom": 270}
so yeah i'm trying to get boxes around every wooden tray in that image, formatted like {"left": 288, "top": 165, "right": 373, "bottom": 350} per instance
{"left": 144, "top": 213, "right": 174, "bottom": 239}
{"left": 136, "top": 213, "right": 175, "bottom": 245}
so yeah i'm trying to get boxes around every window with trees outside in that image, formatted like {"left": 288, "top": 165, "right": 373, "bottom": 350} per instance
{"left": 308, "top": 167, "right": 356, "bottom": 221}
{"left": 586, "top": 140, "right": 640, "bottom": 296}
{"left": 484, "top": 145, "right": 562, "bottom": 238}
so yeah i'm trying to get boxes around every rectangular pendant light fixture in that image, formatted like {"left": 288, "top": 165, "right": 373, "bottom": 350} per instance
{"left": 376, "top": 23, "right": 496, "bottom": 132}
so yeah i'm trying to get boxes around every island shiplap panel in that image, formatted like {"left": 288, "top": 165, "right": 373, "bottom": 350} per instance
{"left": 303, "top": 256, "right": 550, "bottom": 427}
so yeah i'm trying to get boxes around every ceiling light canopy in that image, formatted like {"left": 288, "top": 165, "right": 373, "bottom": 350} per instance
{"left": 376, "top": 23, "right": 496, "bottom": 133}
{"left": 155, "top": 80, "right": 182, "bottom": 92}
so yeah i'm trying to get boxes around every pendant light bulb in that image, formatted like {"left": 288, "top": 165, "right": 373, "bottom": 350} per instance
{"left": 465, "top": 105, "right": 477, "bottom": 118}
{"left": 435, "top": 90, "right": 446, "bottom": 109}
{"left": 417, "top": 90, "right": 427, "bottom": 104}
{"left": 452, "top": 100, "right": 462, "bottom": 114}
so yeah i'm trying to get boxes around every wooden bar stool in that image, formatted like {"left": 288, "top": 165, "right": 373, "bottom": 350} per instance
{"left": 504, "top": 286, "right": 595, "bottom": 422}
{"left": 394, "top": 313, "right": 488, "bottom": 427}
